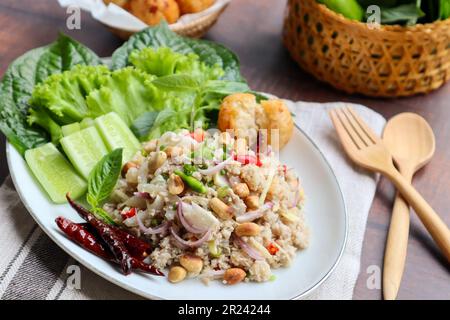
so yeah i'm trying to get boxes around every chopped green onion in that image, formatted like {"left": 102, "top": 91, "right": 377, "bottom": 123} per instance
{"left": 208, "top": 240, "right": 222, "bottom": 258}
{"left": 183, "top": 164, "right": 196, "bottom": 176}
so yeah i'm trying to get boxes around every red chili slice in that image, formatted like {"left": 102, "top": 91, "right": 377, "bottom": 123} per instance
{"left": 121, "top": 207, "right": 136, "bottom": 220}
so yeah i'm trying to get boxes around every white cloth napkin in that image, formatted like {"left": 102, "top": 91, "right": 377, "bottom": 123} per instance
{"left": 0, "top": 100, "right": 385, "bottom": 300}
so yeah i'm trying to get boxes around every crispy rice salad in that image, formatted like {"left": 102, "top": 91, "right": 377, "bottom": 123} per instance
{"left": 103, "top": 129, "right": 309, "bottom": 285}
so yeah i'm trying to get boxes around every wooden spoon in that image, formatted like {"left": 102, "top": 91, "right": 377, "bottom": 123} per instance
{"left": 382, "top": 113, "right": 436, "bottom": 300}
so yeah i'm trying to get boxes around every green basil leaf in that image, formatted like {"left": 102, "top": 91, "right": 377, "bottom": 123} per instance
{"left": 201, "top": 80, "right": 250, "bottom": 95}
{"left": 130, "top": 111, "right": 159, "bottom": 139}
{"left": 111, "top": 22, "right": 244, "bottom": 82}
{"left": 87, "top": 148, "right": 123, "bottom": 209}
{"left": 93, "top": 207, "right": 116, "bottom": 225}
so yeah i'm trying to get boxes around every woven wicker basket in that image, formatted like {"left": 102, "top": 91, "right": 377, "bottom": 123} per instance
{"left": 283, "top": 0, "right": 450, "bottom": 97}
{"left": 109, "top": 4, "right": 227, "bottom": 40}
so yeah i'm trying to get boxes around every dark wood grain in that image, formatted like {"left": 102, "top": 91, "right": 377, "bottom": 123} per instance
{"left": 0, "top": 0, "right": 449, "bottom": 299}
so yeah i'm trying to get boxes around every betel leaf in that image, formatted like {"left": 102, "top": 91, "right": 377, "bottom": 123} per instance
{"left": 130, "top": 111, "right": 159, "bottom": 139}
{"left": 87, "top": 148, "right": 123, "bottom": 209}
{"left": 35, "top": 33, "right": 103, "bottom": 83}
{"left": 0, "top": 34, "right": 103, "bottom": 155}
{"left": 111, "top": 22, "right": 244, "bottom": 82}
{"left": 0, "top": 47, "right": 50, "bottom": 155}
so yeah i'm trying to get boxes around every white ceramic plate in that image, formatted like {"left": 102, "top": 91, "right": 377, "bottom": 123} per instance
{"left": 6, "top": 124, "right": 347, "bottom": 300}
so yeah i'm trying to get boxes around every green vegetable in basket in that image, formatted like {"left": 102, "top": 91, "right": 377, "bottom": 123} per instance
{"left": 440, "top": 0, "right": 450, "bottom": 19}
{"left": 319, "top": 0, "right": 450, "bottom": 25}
{"left": 318, "top": 0, "right": 365, "bottom": 21}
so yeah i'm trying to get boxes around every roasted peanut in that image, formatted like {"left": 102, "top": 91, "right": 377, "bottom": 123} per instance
{"left": 121, "top": 161, "right": 137, "bottom": 177}
{"left": 168, "top": 174, "right": 184, "bottom": 195}
{"left": 143, "top": 139, "right": 158, "bottom": 153}
{"left": 245, "top": 195, "right": 260, "bottom": 210}
{"left": 209, "top": 197, "right": 233, "bottom": 220}
{"left": 168, "top": 266, "right": 187, "bottom": 283}
{"left": 235, "top": 222, "right": 260, "bottom": 237}
{"left": 223, "top": 268, "right": 246, "bottom": 285}
{"left": 148, "top": 151, "right": 167, "bottom": 174}
{"left": 233, "top": 183, "right": 250, "bottom": 198}
{"left": 125, "top": 167, "right": 139, "bottom": 185}
{"left": 165, "top": 146, "right": 183, "bottom": 158}
{"left": 179, "top": 254, "right": 203, "bottom": 275}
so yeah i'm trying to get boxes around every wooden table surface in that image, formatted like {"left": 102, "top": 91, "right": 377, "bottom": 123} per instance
{"left": 0, "top": 0, "right": 449, "bottom": 300}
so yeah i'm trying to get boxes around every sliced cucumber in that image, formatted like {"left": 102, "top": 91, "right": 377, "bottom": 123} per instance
{"left": 60, "top": 126, "right": 109, "bottom": 179}
{"left": 94, "top": 112, "right": 141, "bottom": 162}
{"left": 80, "top": 117, "right": 95, "bottom": 129}
{"left": 25, "top": 143, "right": 87, "bottom": 204}
{"left": 61, "top": 122, "right": 81, "bottom": 137}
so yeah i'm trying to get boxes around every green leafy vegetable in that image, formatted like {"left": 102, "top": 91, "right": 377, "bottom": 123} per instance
{"left": 319, "top": 0, "right": 365, "bottom": 21}
{"left": 0, "top": 34, "right": 103, "bottom": 155}
{"left": 440, "top": 0, "right": 450, "bottom": 19}
{"left": 86, "top": 67, "right": 158, "bottom": 125}
{"left": 379, "top": 3, "right": 425, "bottom": 24}
{"left": 321, "top": 0, "right": 449, "bottom": 25}
{"left": 111, "top": 22, "right": 244, "bottom": 82}
{"left": 130, "top": 47, "right": 224, "bottom": 81}
{"left": 86, "top": 148, "right": 123, "bottom": 224}
{"left": 27, "top": 108, "right": 63, "bottom": 145}
{"left": 130, "top": 111, "right": 159, "bottom": 139}
{"left": 152, "top": 74, "right": 201, "bottom": 91}
{"left": 30, "top": 65, "right": 110, "bottom": 124}
{"left": 34, "top": 33, "right": 103, "bottom": 83}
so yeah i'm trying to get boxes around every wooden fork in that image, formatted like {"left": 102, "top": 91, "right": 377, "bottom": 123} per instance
{"left": 329, "top": 107, "right": 450, "bottom": 263}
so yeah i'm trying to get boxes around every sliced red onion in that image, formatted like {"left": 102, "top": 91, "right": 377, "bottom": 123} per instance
{"left": 177, "top": 201, "right": 208, "bottom": 234}
{"left": 136, "top": 212, "right": 169, "bottom": 235}
{"left": 233, "top": 235, "right": 264, "bottom": 260}
{"left": 133, "top": 192, "right": 151, "bottom": 200}
{"left": 236, "top": 202, "right": 274, "bottom": 223}
{"left": 198, "top": 155, "right": 234, "bottom": 176}
{"left": 170, "top": 226, "right": 212, "bottom": 248}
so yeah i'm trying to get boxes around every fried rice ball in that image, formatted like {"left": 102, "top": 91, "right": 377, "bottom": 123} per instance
{"left": 218, "top": 93, "right": 294, "bottom": 150}
{"left": 129, "top": 0, "right": 180, "bottom": 25}
{"left": 176, "top": 0, "right": 215, "bottom": 14}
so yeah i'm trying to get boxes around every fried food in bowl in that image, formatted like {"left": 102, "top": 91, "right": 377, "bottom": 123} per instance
{"left": 176, "top": 0, "right": 215, "bottom": 14}
{"left": 129, "top": 0, "right": 180, "bottom": 25}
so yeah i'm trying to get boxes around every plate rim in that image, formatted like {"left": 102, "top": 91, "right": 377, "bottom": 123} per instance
{"left": 6, "top": 124, "right": 348, "bottom": 300}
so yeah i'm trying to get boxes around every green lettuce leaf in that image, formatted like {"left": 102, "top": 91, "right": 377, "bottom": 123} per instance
{"left": 129, "top": 47, "right": 224, "bottom": 82}
{"left": 86, "top": 67, "right": 158, "bottom": 125}
{"left": 0, "top": 34, "right": 103, "bottom": 155}
{"left": 30, "top": 65, "right": 110, "bottom": 125}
